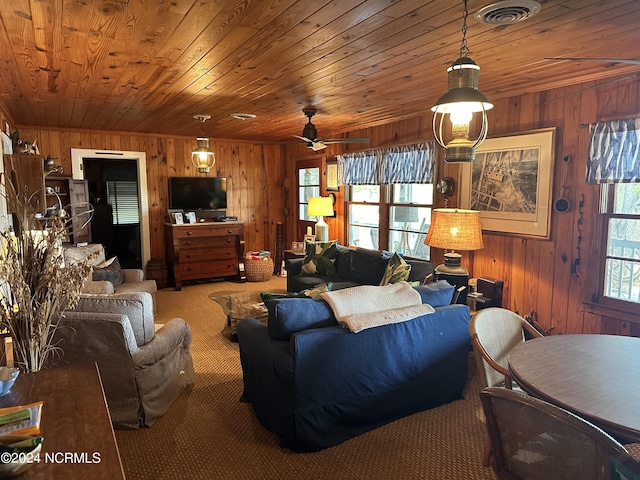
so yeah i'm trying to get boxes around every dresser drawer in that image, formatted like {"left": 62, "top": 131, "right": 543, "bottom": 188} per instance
{"left": 179, "top": 248, "right": 238, "bottom": 263}
{"left": 174, "top": 224, "right": 243, "bottom": 239}
{"left": 179, "top": 236, "right": 238, "bottom": 249}
{"left": 179, "top": 259, "right": 239, "bottom": 280}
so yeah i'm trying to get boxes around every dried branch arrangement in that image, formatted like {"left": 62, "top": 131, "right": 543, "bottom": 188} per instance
{"left": 0, "top": 174, "right": 94, "bottom": 372}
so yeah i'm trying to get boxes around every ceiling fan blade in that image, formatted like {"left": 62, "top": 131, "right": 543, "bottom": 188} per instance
{"left": 292, "top": 135, "right": 315, "bottom": 143}
{"left": 545, "top": 57, "right": 640, "bottom": 65}
{"left": 322, "top": 137, "right": 370, "bottom": 144}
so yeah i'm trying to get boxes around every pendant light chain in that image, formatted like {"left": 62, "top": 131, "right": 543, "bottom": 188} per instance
{"left": 459, "top": 0, "right": 470, "bottom": 59}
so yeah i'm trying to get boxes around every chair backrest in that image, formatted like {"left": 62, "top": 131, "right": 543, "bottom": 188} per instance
{"left": 69, "top": 292, "right": 155, "bottom": 347}
{"left": 480, "top": 387, "right": 637, "bottom": 480}
{"left": 469, "top": 307, "right": 542, "bottom": 388}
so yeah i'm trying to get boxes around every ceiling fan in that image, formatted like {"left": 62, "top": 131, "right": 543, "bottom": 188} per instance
{"left": 545, "top": 57, "right": 640, "bottom": 65}
{"left": 291, "top": 107, "right": 369, "bottom": 151}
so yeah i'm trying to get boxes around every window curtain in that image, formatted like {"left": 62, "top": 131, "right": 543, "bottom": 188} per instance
{"left": 337, "top": 151, "right": 378, "bottom": 185}
{"left": 337, "top": 142, "right": 435, "bottom": 185}
{"left": 586, "top": 118, "right": 640, "bottom": 184}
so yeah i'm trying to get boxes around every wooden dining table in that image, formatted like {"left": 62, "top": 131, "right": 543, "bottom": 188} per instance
{"left": 508, "top": 334, "right": 640, "bottom": 444}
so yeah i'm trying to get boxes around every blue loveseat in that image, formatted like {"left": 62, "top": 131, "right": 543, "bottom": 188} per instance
{"left": 237, "top": 281, "right": 470, "bottom": 452}
{"left": 286, "top": 244, "right": 436, "bottom": 293}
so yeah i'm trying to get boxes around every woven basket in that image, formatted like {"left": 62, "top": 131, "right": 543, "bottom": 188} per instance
{"left": 245, "top": 256, "right": 274, "bottom": 282}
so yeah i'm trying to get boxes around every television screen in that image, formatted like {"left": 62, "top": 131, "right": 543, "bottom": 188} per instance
{"left": 169, "top": 177, "right": 227, "bottom": 210}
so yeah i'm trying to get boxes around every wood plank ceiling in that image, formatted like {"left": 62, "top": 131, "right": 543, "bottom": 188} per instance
{"left": 0, "top": 0, "right": 639, "bottom": 143}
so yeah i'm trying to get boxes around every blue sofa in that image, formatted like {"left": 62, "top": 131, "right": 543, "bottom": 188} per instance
{"left": 286, "top": 244, "right": 436, "bottom": 292}
{"left": 237, "top": 282, "right": 470, "bottom": 452}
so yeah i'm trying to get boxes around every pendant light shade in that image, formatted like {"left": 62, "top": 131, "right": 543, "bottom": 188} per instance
{"left": 192, "top": 115, "right": 216, "bottom": 173}
{"left": 432, "top": 1, "right": 493, "bottom": 163}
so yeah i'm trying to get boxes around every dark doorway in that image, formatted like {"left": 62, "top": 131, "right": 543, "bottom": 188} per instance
{"left": 83, "top": 159, "right": 142, "bottom": 269}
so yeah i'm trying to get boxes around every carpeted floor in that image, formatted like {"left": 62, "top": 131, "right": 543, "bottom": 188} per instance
{"left": 115, "top": 277, "right": 497, "bottom": 480}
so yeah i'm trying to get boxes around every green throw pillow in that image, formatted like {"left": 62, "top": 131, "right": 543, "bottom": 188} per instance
{"left": 379, "top": 252, "right": 411, "bottom": 285}
{"left": 301, "top": 241, "right": 338, "bottom": 276}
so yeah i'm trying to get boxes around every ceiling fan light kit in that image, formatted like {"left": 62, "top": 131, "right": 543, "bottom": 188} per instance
{"left": 291, "top": 107, "right": 369, "bottom": 150}
{"left": 432, "top": 0, "right": 493, "bottom": 163}
{"left": 191, "top": 114, "right": 216, "bottom": 173}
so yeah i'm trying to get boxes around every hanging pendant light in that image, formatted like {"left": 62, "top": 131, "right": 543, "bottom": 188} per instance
{"left": 191, "top": 115, "right": 216, "bottom": 173}
{"left": 432, "top": 0, "right": 493, "bottom": 163}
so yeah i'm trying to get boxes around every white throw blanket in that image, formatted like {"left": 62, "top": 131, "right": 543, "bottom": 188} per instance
{"left": 321, "top": 282, "right": 435, "bottom": 333}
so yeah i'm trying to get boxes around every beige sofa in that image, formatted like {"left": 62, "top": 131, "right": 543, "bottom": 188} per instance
{"left": 63, "top": 243, "right": 158, "bottom": 310}
{"left": 57, "top": 292, "right": 194, "bottom": 428}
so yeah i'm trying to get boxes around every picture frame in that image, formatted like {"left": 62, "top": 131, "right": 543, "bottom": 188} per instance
{"left": 325, "top": 160, "right": 339, "bottom": 192}
{"left": 291, "top": 241, "right": 305, "bottom": 252}
{"left": 172, "top": 212, "right": 184, "bottom": 225}
{"left": 185, "top": 211, "right": 197, "bottom": 224}
{"left": 303, "top": 234, "right": 316, "bottom": 244}
{"left": 460, "top": 127, "right": 556, "bottom": 239}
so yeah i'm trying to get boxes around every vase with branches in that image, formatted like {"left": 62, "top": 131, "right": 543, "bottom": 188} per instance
{"left": 0, "top": 172, "right": 93, "bottom": 372}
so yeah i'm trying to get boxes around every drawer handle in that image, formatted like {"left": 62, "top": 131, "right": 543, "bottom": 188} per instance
{"left": 226, "top": 238, "right": 232, "bottom": 243}
{"left": 186, "top": 231, "right": 193, "bottom": 236}
{"left": 185, "top": 254, "right": 191, "bottom": 259}
{"left": 227, "top": 229, "right": 233, "bottom": 234}
{"left": 184, "top": 241, "right": 192, "bottom": 246}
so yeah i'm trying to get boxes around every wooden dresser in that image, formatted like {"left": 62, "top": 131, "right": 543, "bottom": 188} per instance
{"left": 165, "top": 221, "right": 246, "bottom": 290}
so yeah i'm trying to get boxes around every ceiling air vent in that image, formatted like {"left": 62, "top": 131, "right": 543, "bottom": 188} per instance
{"left": 475, "top": 0, "right": 541, "bottom": 25}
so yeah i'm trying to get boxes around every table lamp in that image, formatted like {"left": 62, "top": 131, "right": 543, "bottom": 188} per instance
{"left": 424, "top": 208, "right": 483, "bottom": 303}
{"left": 395, "top": 207, "right": 419, "bottom": 255}
{"left": 307, "top": 197, "right": 334, "bottom": 242}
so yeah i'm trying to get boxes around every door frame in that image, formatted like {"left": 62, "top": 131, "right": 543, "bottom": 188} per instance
{"left": 71, "top": 148, "right": 150, "bottom": 269}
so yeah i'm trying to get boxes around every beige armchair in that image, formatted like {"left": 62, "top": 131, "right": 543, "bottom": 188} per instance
{"left": 63, "top": 243, "right": 158, "bottom": 311}
{"left": 56, "top": 292, "right": 194, "bottom": 428}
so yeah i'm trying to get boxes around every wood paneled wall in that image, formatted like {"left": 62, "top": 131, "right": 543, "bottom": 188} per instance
{"left": 284, "top": 75, "right": 640, "bottom": 337}
{"left": 6, "top": 126, "right": 287, "bottom": 263}
{"left": 5, "top": 74, "right": 640, "bottom": 335}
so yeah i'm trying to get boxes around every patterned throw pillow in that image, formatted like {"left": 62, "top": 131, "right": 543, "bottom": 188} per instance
{"left": 379, "top": 252, "right": 411, "bottom": 285}
{"left": 92, "top": 256, "right": 124, "bottom": 286}
{"left": 301, "top": 241, "right": 338, "bottom": 276}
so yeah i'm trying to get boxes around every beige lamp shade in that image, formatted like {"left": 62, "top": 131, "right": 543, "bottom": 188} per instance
{"left": 307, "top": 197, "right": 334, "bottom": 217}
{"left": 424, "top": 208, "right": 484, "bottom": 251}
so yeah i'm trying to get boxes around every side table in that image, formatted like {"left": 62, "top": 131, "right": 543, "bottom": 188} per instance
{"left": 284, "top": 249, "right": 305, "bottom": 260}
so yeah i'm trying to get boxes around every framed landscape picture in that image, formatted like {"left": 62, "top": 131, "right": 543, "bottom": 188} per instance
{"left": 460, "top": 128, "right": 556, "bottom": 239}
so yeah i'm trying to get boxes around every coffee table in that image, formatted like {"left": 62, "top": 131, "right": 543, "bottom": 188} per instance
{"left": 209, "top": 290, "right": 269, "bottom": 341}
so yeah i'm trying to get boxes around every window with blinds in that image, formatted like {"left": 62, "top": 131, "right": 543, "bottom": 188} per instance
{"left": 106, "top": 181, "right": 140, "bottom": 225}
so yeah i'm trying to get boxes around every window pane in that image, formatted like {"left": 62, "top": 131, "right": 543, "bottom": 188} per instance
{"left": 299, "top": 168, "right": 319, "bottom": 186}
{"left": 299, "top": 186, "right": 320, "bottom": 204}
{"left": 351, "top": 185, "right": 380, "bottom": 202}
{"left": 613, "top": 183, "right": 640, "bottom": 214}
{"left": 349, "top": 204, "right": 379, "bottom": 228}
{"left": 389, "top": 206, "right": 431, "bottom": 259}
{"left": 604, "top": 258, "right": 640, "bottom": 302}
{"left": 392, "top": 184, "right": 433, "bottom": 204}
{"left": 349, "top": 225, "right": 379, "bottom": 250}
{"left": 607, "top": 218, "right": 640, "bottom": 260}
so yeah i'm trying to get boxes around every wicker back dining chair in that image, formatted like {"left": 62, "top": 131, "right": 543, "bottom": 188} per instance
{"left": 480, "top": 387, "right": 640, "bottom": 480}
{"left": 469, "top": 307, "right": 543, "bottom": 390}
{"left": 470, "top": 307, "right": 543, "bottom": 466}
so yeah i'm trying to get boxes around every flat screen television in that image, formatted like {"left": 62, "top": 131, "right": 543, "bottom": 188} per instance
{"left": 169, "top": 177, "right": 227, "bottom": 211}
